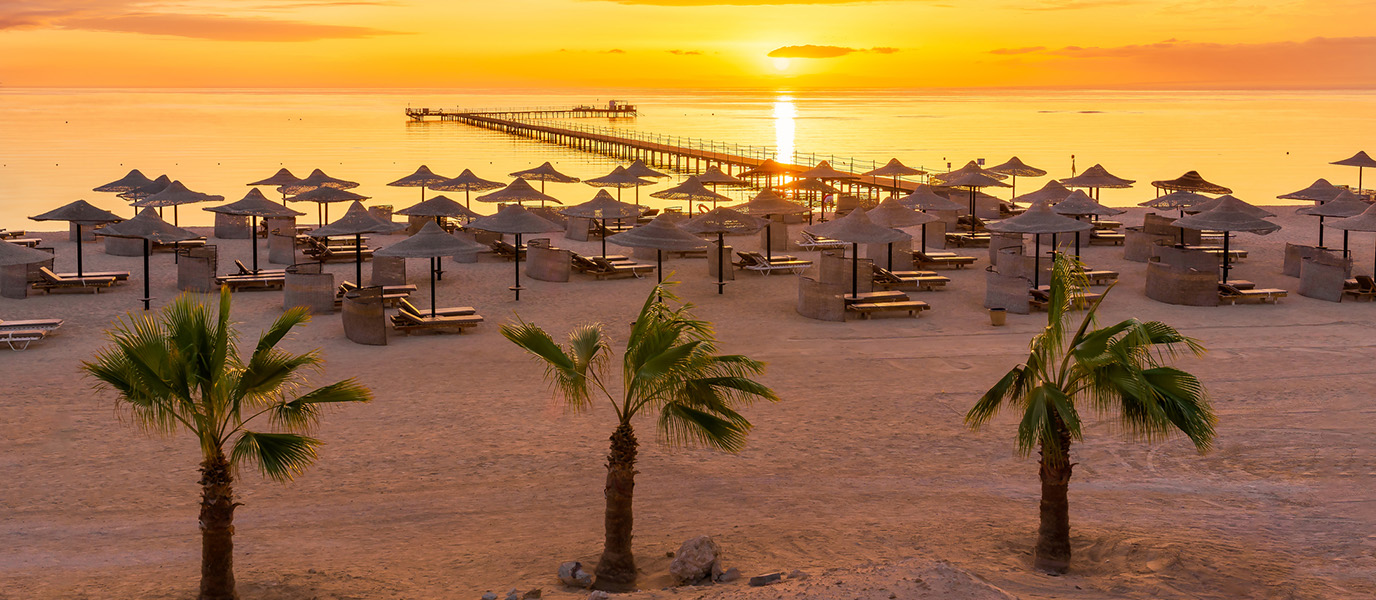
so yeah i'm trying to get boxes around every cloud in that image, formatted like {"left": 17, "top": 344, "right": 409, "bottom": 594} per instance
{"left": 989, "top": 46, "right": 1046, "bottom": 55}
{"left": 1019, "top": 0, "right": 1140, "bottom": 10}
{"left": 668, "top": 49, "right": 702, "bottom": 55}
{"left": 591, "top": 0, "right": 893, "bottom": 5}
{"left": 604, "top": 48, "right": 626, "bottom": 54}
{"left": 0, "top": 0, "right": 401, "bottom": 40}
{"left": 767, "top": 45, "right": 900, "bottom": 59}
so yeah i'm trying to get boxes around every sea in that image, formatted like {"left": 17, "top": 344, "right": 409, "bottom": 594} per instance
{"left": 2, "top": 88, "right": 1374, "bottom": 227}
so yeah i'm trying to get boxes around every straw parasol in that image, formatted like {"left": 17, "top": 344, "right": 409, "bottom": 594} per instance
{"left": 1151, "top": 171, "right": 1232, "bottom": 195}
{"left": 510, "top": 162, "right": 580, "bottom": 200}
{"left": 467, "top": 204, "right": 563, "bottom": 301}
{"left": 99, "top": 208, "right": 200, "bottom": 310}
{"left": 431, "top": 169, "right": 504, "bottom": 208}
{"left": 583, "top": 166, "right": 652, "bottom": 205}
{"left": 624, "top": 159, "right": 670, "bottom": 180}
{"left": 288, "top": 185, "right": 370, "bottom": 227}
{"left": 477, "top": 178, "right": 562, "bottom": 206}
{"left": 134, "top": 180, "right": 222, "bottom": 258}
{"left": 681, "top": 207, "right": 768, "bottom": 294}
{"left": 987, "top": 199, "right": 1092, "bottom": 287}
{"left": 1059, "top": 164, "right": 1134, "bottom": 200}
{"left": 1173, "top": 196, "right": 1280, "bottom": 285}
{"left": 774, "top": 178, "right": 840, "bottom": 224}
{"left": 247, "top": 168, "right": 302, "bottom": 204}
{"left": 940, "top": 170, "right": 1011, "bottom": 217}
{"left": 94, "top": 169, "right": 155, "bottom": 194}
{"left": 650, "top": 176, "right": 732, "bottom": 217}
{"left": 987, "top": 157, "right": 1047, "bottom": 199}
{"left": 387, "top": 165, "right": 450, "bottom": 202}
{"left": 1327, "top": 202, "right": 1376, "bottom": 278}
{"left": 118, "top": 175, "right": 171, "bottom": 216}
{"left": 733, "top": 189, "right": 809, "bottom": 261}
{"left": 561, "top": 190, "right": 645, "bottom": 258}
{"left": 394, "top": 194, "right": 484, "bottom": 282}
{"left": 862, "top": 158, "right": 926, "bottom": 196}
{"left": 1139, "top": 190, "right": 1213, "bottom": 213}
{"left": 1012, "top": 180, "right": 1073, "bottom": 206}
{"left": 204, "top": 189, "right": 304, "bottom": 273}
{"left": 1186, "top": 194, "right": 1275, "bottom": 218}
{"left": 805, "top": 208, "right": 910, "bottom": 298}
{"left": 866, "top": 197, "right": 937, "bottom": 270}
{"left": 1051, "top": 190, "right": 1125, "bottom": 256}
{"left": 932, "top": 160, "right": 1007, "bottom": 183}
{"left": 1296, "top": 190, "right": 1370, "bottom": 253}
{"left": 1331, "top": 151, "right": 1376, "bottom": 196}
{"left": 278, "top": 169, "right": 359, "bottom": 196}
{"left": 899, "top": 185, "right": 964, "bottom": 249}
{"left": 1279, "top": 178, "right": 1345, "bottom": 203}
{"left": 696, "top": 165, "right": 747, "bottom": 187}
{"left": 0, "top": 239, "right": 57, "bottom": 268}
{"left": 309, "top": 200, "right": 405, "bottom": 287}
{"left": 737, "top": 159, "right": 798, "bottom": 189}
{"left": 607, "top": 214, "right": 709, "bottom": 284}
{"left": 374, "top": 221, "right": 486, "bottom": 317}
{"left": 29, "top": 200, "right": 123, "bottom": 277}
{"left": 799, "top": 161, "right": 860, "bottom": 222}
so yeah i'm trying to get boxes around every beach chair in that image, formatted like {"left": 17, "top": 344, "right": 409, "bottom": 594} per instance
{"left": 871, "top": 264, "right": 949, "bottom": 291}
{"left": 914, "top": 250, "right": 976, "bottom": 269}
{"left": 957, "top": 214, "right": 988, "bottom": 232}
{"left": 796, "top": 230, "right": 847, "bottom": 251}
{"left": 390, "top": 303, "right": 483, "bottom": 335}
{"left": 10, "top": 237, "right": 43, "bottom": 248}
{"left": 1030, "top": 287, "right": 1103, "bottom": 311}
{"left": 592, "top": 256, "right": 655, "bottom": 279}
{"left": 1082, "top": 269, "right": 1119, "bottom": 285}
{"left": 1342, "top": 275, "right": 1376, "bottom": 302}
{"left": 489, "top": 239, "right": 526, "bottom": 261}
{"left": 1218, "top": 283, "right": 1286, "bottom": 305}
{"left": 304, "top": 237, "right": 373, "bottom": 262}
{"left": 0, "top": 318, "right": 62, "bottom": 338}
{"left": 51, "top": 270, "right": 130, "bottom": 282}
{"left": 235, "top": 260, "right": 285, "bottom": 277}
{"left": 944, "top": 231, "right": 991, "bottom": 247}
{"left": 842, "top": 290, "right": 930, "bottom": 319}
{"left": 1089, "top": 230, "right": 1126, "bottom": 245}
{"left": 336, "top": 281, "right": 415, "bottom": 307}
{"left": 398, "top": 298, "right": 476, "bottom": 319}
{"left": 32, "top": 267, "right": 116, "bottom": 294}
{"left": 215, "top": 272, "right": 285, "bottom": 291}
{"left": 735, "top": 251, "right": 812, "bottom": 275}
{"left": 0, "top": 329, "right": 48, "bottom": 351}
{"left": 0, "top": 229, "right": 26, "bottom": 239}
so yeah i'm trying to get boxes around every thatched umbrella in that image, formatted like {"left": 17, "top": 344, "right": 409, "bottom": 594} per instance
{"left": 395, "top": 194, "right": 484, "bottom": 281}
{"left": 866, "top": 197, "right": 937, "bottom": 270}
{"left": 29, "top": 200, "right": 122, "bottom": 277}
{"left": 773, "top": 178, "right": 839, "bottom": 224}
{"left": 309, "top": 201, "right": 405, "bottom": 287}
{"left": 247, "top": 168, "right": 302, "bottom": 204}
{"left": 899, "top": 184, "right": 965, "bottom": 249}
{"left": 289, "top": 186, "right": 370, "bottom": 229}
{"left": 135, "top": 180, "right": 222, "bottom": 259}
{"left": 94, "top": 169, "right": 155, "bottom": 195}
{"left": 987, "top": 157, "right": 1047, "bottom": 199}
{"left": 510, "top": 162, "right": 580, "bottom": 200}
{"left": 1331, "top": 151, "right": 1376, "bottom": 195}
{"left": 119, "top": 175, "right": 171, "bottom": 216}
{"left": 278, "top": 169, "right": 359, "bottom": 195}
{"left": 624, "top": 159, "right": 670, "bottom": 181}
{"left": 431, "top": 169, "right": 504, "bottom": 209}
{"left": 738, "top": 159, "right": 798, "bottom": 189}
{"left": 607, "top": 214, "right": 709, "bottom": 284}
{"left": 99, "top": 208, "right": 200, "bottom": 310}
{"left": 375, "top": 221, "right": 486, "bottom": 317}
{"left": 1051, "top": 190, "right": 1125, "bottom": 256}
{"left": 584, "top": 165, "right": 651, "bottom": 205}
{"left": 1173, "top": 196, "right": 1280, "bottom": 284}
{"left": 561, "top": 189, "right": 645, "bottom": 258}
{"left": 681, "top": 207, "right": 767, "bottom": 294}
{"left": 862, "top": 158, "right": 926, "bottom": 196}
{"left": 0, "top": 239, "right": 57, "bottom": 268}
{"left": 204, "top": 189, "right": 304, "bottom": 273}
{"left": 1012, "top": 180, "right": 1073, "bottom": 206}
{"left": 1139, "top": 190, "right": 1213, "bottom": 214}
{"left": 932, "top": 161, "right": 1007, "bottom": 183}
{"left": 650, "top": 176, "right": 731, "bottom": 217}
{"left": 696, "top": 165, "right": 747, "bottom": 187}
{"left": 1279, "top": 178, "right": 1345, "bottom": 203}
{"left": 799, "top": 161, "right": 860, "bottom": 220}
{"left": 1327, "top": 202, "right": 1376, "bottom": 278}
{"left": 467, "top": 204, "right": 563, "bottom": 301}
{"left": 1186, "top": 194, "right": 1276, "bottom": 218}
{"left": 1151, "top": 171, "right": 1231, "bottom": 195}
{"left": 941, "top": 170, "right": 1011, "bottom": 217}
{"left": 1059, "top": 164, "right": 1134, "bottom": 200}
{"left": 387, "top": 165, "right": 450, "bottom": 202}
{"left": 733, "top": 189, "right": 809, "bottom": 261}
{"left": 477, "top": 178, "right": 562, "bottom": 206}
{"left": 805, "top": 208, "right": 909, "bottom": 298}
{"left": 1297, "top": 190, "right": 1370, "bottom": 255}
{"left": 986, "top": 199, "right": 1092, "bottom": 288}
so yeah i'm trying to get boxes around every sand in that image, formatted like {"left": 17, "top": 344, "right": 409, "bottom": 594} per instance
{"left": 2, "top": 207, "right": 1374, "bottom": 600}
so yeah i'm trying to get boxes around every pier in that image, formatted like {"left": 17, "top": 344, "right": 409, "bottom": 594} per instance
{"left": 406, "top": 101, "right": 638, "bottom": 122}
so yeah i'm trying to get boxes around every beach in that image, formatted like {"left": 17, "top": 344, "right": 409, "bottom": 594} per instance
{"left": 2, "top": 206, "right": 1374, "bottom": 599}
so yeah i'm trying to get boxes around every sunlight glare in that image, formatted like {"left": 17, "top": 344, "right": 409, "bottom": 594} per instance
{"left": 773, "top": 95, "right": 795, "bottom": 163}
{"left": 772, "top": 57, "right": 791, "bottom": 71}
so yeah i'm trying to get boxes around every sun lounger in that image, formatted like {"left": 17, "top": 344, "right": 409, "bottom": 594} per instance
{"left": 1089, "top": 230, "right": 1126, "bottom": 245}
{"left": 215, "top": 272, "right": 285, "bottom": 291}
{"left": 304, "top": 237, "right": 373, "bottom": 262}
{"left": 390, "top": 304, "right": 483, "bottom": 335}
{"left": 871, "top": 265, "right": 949, "bottom": 291}
{"left": 235, "top": 260, "right": 285, "bottom": 276}
{"left": 337, "top": 281, "right": 415, "bottom": 306}
{"left": 1083, "top": 269, "right": 1119, "bottom": 285}
{"left": 797, "top": 231, "right": 848, "bottom": 251}
{"left": 33, "top": 267, "right": 116, "bottom": 294}
{"left": 0, "top": 329, "right": 48, "bottom": 351}
{"left": 957, "top": 215, "right": 988, "bottom": 232}
{"left": 9, "top": 237, "right": 43, "bottom": 248}
{"left": 914, "top": 250, "right": 976, "bottom": 269}
{"left": 152, "top": 238, "right": 205, "bottom": 253}
{"left": 52, "top": 270, "right": 130, "bottom": 282}
{"left": 0, "top": 318, "right": 63, "bottom": 334}
{"left": 1218, "top": 283, "right": 1286, "bottom": 305}
{"left": 842, "top": 290, "right": 930, "bottom": 319}
{"left": 945, "top": 232, "right": 991, "bottom": 247}
{"left": 1030, "top": 287, "right": 1103, "bottom": 311}
{"left": 488, "top": 239, "right": 527, "bottom": 261}
{"left": 398, "top": 298, "right": 476, "bottom": 318}
{"left": 1342, "top": 275, "right": 1376, "bottom": 302}
{"left": 735, "top": 251, "right": 812, "bottom": 275}
{"left": 0, "top": 229, "right": 26, "bottom": 239}
{"left": 592, "top": 256, "right": 655, "bottom": 279}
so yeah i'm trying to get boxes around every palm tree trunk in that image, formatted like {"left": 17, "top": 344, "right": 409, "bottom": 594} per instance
{"left": 199, "top": 453, "right": 238, "bottom": 600}
{"left": 1034, "top": 425, "right": 1074, "bottom": 573}
{"left": 593, "top": 422, "right": 638, "bottom": 592}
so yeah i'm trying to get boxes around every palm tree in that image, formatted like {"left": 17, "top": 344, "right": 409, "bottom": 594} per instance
{"left": 83, "top": 288, "right": 372, "bottom": 600}
{"left": 501, "top": 282, "right": 778, "bottom": 592}
{"left": 966, "top": 255, "right": 1216, "bottom": 573}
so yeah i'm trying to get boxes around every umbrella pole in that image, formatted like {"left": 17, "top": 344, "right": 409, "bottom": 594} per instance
{"left": 1222, "top": 233, "right": 1230, "bottom": 285}
{"left": 1319, "top": 216, "right": 1326, "bottom": 247}
{"left": 851, "top": 242, "right": 859, "bottom": 299}
{"left": 434, "top": 216, "right": 444, "bottom": 281}
{"left": 465, "top": 189, "right": 471, "bottom": 210}
{"left": 765, "top": 219, "right": 773, "bottom": 262}
{"left": 1344, "top": 230, "right": 1349, "bottom": 258}
{"left": 76, "top": 225, "right": 84, "bottom": 277}
{"left": 142, "top": 239, "right": 151, "bottom": 311}
{"left": 514, "top": 233, "right": 522, "bottom": 301}
{"left": 717, "top": 233, "right": 725, "bottom": 295}
{"left": 602, "top": 220, "right": 607, "bottom": 258}
{"left": 430, "top": 258, "right": 437, "bottom": 317}
{"left": 1034, "top": 234, "right": 1041, "bottom": 289}
{"left": 173, "top": 206, "right": 180, "bottom": 264}
{"left": 969, "top": 187, "right": 976, "bottom": 218}
{"left": 251, "top": 216, "right": 259, "bottom": 273}
{"left": 1011, "top": 175, "right": 1017, "bottom": 200}
{"left": 887, "top": 242, "right": 893, "bottom": 271}
{"left": 355, "top": 233, "right": 363, "bottom": 286}
{"left": 1075, "top": 230, "right": 1081, "bottom": 257}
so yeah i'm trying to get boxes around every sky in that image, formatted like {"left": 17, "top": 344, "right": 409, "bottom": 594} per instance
{"left": 2, "top": 0, "right": 1375, "bottom": 88}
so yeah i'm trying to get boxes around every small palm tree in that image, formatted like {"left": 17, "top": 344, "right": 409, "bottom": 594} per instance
{"left": 83, "top": 288, "right": 372, "bottom": 600}
{"left": 501, "top": 282, "right": 778, "bottom": 592}
{"left": 967, "top": 255, "right": 1216, "bottom": 573}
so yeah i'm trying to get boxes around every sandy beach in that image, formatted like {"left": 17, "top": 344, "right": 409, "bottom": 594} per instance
{"left": 2, "top": 207, "right": 1374, "bottom": 600}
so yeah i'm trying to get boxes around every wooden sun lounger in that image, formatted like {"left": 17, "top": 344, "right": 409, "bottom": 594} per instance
{"left": 915, "top": 251, "right": 976, "bottom": 269}
{"left": 0, "top": 229, "right": 26, "bottom": 239}
{"left": 797, "top": 231, "right": 848, "bottom": 251}
{"left": 1182, "top": 245, "right": 1248, "bottom": 261}
{"left": 0, "top": 318, "right": 63, "bottom": 333}
{"left": 52, "top": 270, "right": 130, "bottom": 282}
{"left": 336, "top": 282, "right": 415, "bottom": 307}
{"left": 151, "top": 239, "right": 205, "bottom": 253}
{"left": 235, "top": 260, "right": 285, "bottom": 276}
{"left": 735, "top": 252, "right": 811, "bottom": 275}
{"left": 398, "top": 298, "right": 476, "bottom": 318}
{"left": 1342, "top": 275, "right": 1376, "bottom": 302}
{"left": 1089, "top": 230, "right": 1126, "bottom": 245}
{"left": 1030, "top": 287, "right": 1103, "bottom": 311}
{"left": 10, "top": 237, "right": 43, "bottom": 248}
{"left": 489, "top": 240, "right": 526, "bottom": 261}
{"left": 843, "top": 290, "right": 930, "bottom": 319}
{"left": 1218, "top": 284, "right": 1286, "bottom": 305}
{"left": 592, "top": 257, "right": 655, "bottom": 279}
{"left": 0, "top": 329, "right": 48, "bottom": 351}
{"left": 1083, "top": 269, "right": 1119, "bottom": 285}
{"left": 391, "top": 306, "right": 484, "bottom": 335}
{"left": 215, "top": 273, "right": 285, "bottom": 291}
{"left": 872, "top": 265, "right": 949, "bottom": 292}
{"left": 945, "top": 232, "right": 990, "bottom": 248}
{"left": 33, "top": 267, "right": 116, "bottom": 294}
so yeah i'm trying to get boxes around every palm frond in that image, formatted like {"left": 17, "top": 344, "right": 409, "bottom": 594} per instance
{"left": 658, "top": 402, "right": 752, "bottom": 453}
{"left": 501, "top": 318, "right": 604, "bottom": 411}
{"left": 230, "top": 431, "right": 321, "bottom": 482}
{"left": 268, "top": 378, "right": 373, "bottom": 431}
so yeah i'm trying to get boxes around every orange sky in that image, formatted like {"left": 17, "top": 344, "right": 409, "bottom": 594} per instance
{"left": 2, "top": 0, "right": 1375, "bottom": 88}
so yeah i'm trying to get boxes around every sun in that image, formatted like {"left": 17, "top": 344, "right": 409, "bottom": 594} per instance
{"left": 772, "top": 57, "right": 791, "bottom": 71}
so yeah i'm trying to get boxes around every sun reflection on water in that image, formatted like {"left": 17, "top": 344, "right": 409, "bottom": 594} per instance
{"left": 773, "top": 95, "right": 795, "bottom": 164}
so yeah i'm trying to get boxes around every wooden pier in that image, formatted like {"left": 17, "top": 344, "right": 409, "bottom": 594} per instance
{"left": 407, "top": 102, "right": 637, "bottom": 122}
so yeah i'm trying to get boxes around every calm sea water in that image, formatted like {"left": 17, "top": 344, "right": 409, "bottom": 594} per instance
{"left": 2, "top": 88, "right": 1373, "bottom": 227}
